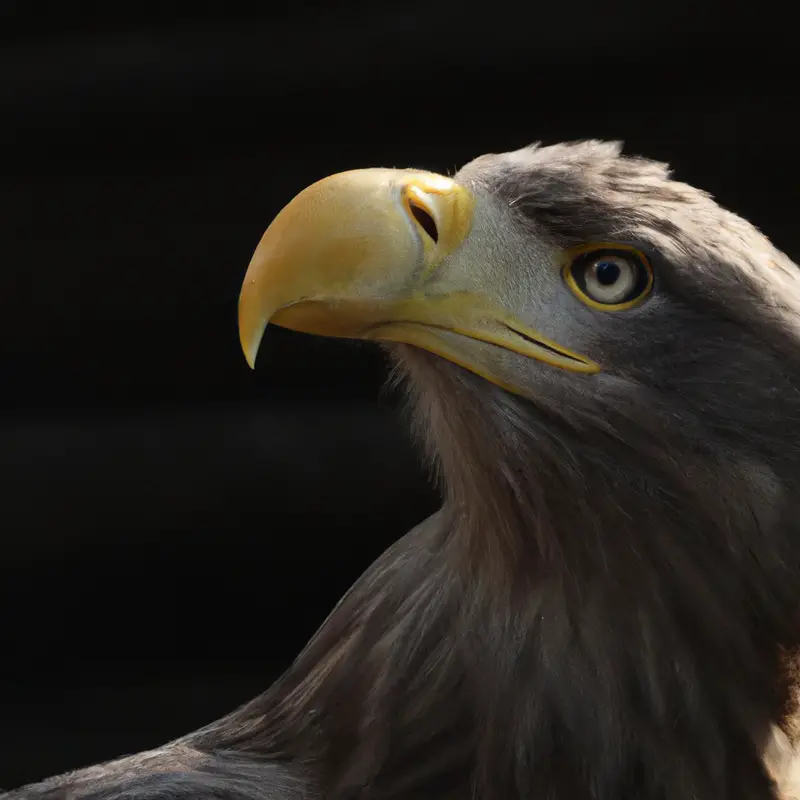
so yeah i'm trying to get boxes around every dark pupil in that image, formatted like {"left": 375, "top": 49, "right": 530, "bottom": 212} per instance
{"left": 594, "top": 260, "right": 620, "bottom": 285}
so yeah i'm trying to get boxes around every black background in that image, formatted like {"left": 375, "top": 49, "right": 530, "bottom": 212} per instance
{"left": 0, "top": 0, "right": 796, "bottom": 789}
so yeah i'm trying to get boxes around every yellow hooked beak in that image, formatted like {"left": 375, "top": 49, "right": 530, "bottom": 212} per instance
{"left": 238, "top": 168, "right": 598, "bottom": 389}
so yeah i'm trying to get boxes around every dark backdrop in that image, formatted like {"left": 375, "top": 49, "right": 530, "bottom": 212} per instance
{"left": 0, "top": 1, "right": 795, "bottom": 789}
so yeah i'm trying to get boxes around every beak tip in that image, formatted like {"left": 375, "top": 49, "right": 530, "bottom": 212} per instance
{"left": 240, "top": 319, "right": 267, "bottom": 371}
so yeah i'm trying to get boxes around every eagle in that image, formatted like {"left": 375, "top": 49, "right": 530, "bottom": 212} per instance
{"left": 5, "top": 140, "right": 800, "bottom": 800}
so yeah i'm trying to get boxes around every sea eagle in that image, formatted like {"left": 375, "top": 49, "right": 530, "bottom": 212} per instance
{"left": 5, "top": 140, "right": 800, "bottom": 800}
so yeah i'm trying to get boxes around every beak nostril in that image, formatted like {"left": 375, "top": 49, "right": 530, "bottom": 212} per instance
{"left": 408, "top": 199, "right": 439, "bottom": 243}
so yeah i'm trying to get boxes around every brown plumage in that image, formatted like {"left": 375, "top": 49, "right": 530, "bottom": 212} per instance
{"left": 6, "top": 141, "right": 800, "bottom": 800}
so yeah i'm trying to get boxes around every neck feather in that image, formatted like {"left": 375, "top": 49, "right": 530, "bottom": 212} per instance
{"left": 194, "top": 348, "right": 800, "bottom": 800}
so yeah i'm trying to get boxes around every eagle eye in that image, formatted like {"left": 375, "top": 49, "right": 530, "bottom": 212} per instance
{"left": 563, "top": 245, "right": 653, "bottom": 310}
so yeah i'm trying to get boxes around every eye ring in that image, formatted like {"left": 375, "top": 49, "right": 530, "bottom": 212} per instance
{"left": 562, "top": 243, "right": 654, "bottom": 311}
